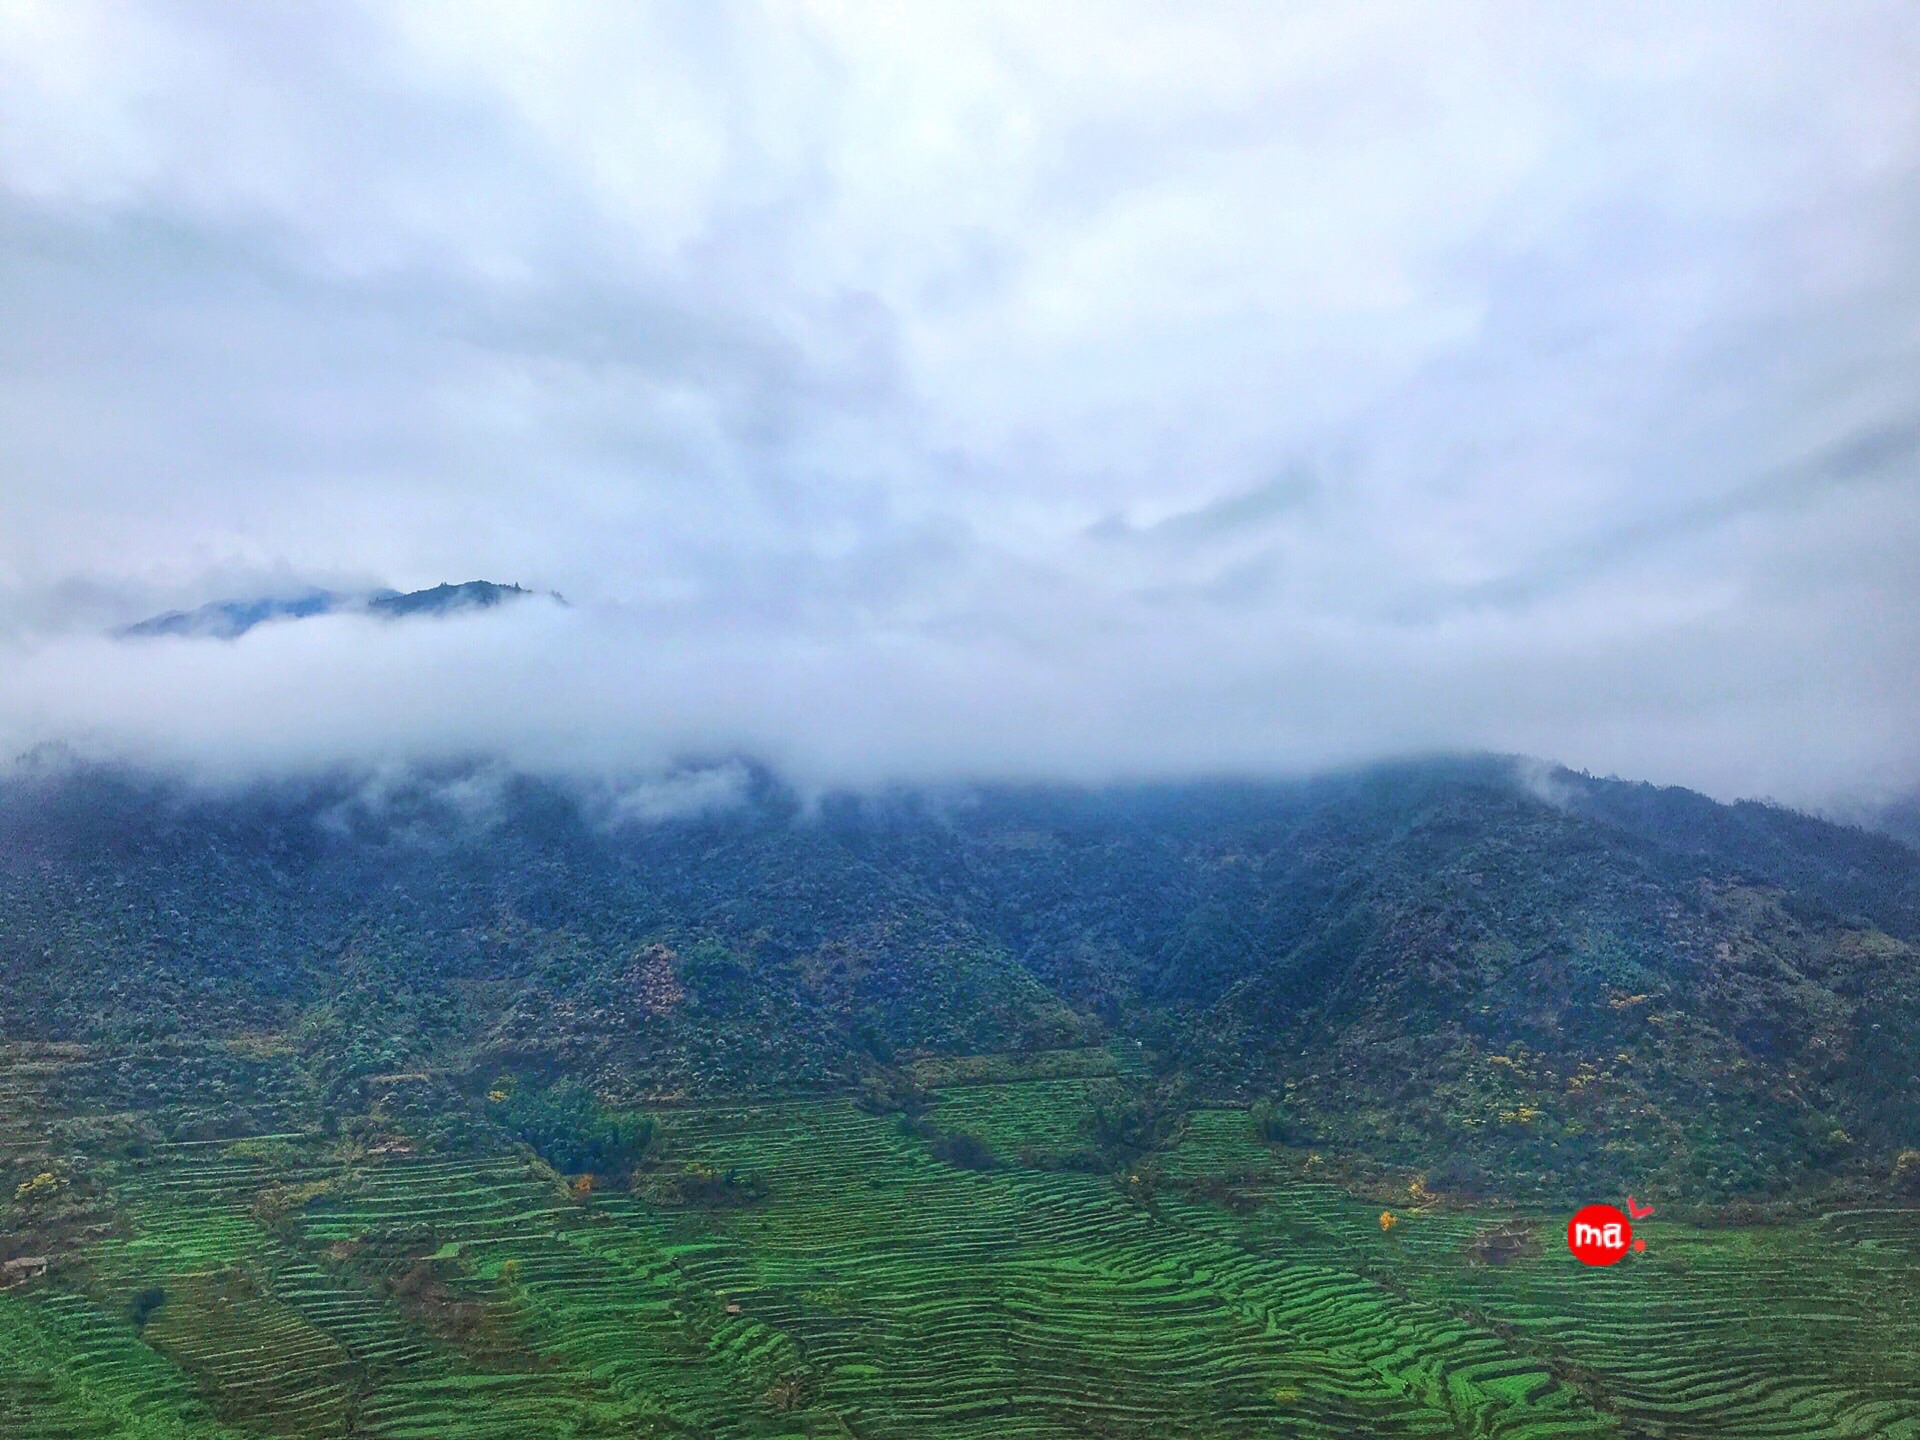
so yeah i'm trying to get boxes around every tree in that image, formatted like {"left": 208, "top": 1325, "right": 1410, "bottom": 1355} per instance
{"left": 490, "top": 1079, "right": 655, "bottom": 1177}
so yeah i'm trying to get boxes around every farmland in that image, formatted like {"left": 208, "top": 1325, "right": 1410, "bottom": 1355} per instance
{"left": 4, "top": 1043, "right": 1916, "bottom": 1439}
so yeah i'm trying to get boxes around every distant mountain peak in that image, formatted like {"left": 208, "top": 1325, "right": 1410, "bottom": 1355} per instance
{"left": 118, "top": 580, "right": 556, "bottom": 640}
{"left": 366, "top": 580, "right": 537, "bottom": 619}
{"left": 117, "top": 588, "right": 345, "bottom": 640}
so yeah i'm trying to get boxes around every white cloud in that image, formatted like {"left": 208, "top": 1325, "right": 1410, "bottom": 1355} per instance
{"left": 598, "top": 761, "right": 756, "bottom": 827}
{"left": 2, "top": 1, "right": 1918, "bottom": 804}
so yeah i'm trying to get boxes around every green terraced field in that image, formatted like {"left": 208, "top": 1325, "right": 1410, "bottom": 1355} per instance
{"left": 3, "top": 1054, "right": 1918, "bottom": 1439}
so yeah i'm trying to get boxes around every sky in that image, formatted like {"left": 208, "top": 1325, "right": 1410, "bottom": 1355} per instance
{"left": 2, "top": 1, "right": 1918, "bottom": 804}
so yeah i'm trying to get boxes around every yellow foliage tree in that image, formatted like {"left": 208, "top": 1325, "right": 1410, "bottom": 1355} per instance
{"left": 13, "top": 1172, "right": 61, "bottom": 1205}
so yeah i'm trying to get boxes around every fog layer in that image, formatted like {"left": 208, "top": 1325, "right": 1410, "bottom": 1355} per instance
{"left": 4, "top": 3, "right": 1919, "bottom": 804}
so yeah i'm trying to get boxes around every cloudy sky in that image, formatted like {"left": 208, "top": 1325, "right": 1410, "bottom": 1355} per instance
{"left": 3, "top": 1, "right": 1918, "bottom": 802}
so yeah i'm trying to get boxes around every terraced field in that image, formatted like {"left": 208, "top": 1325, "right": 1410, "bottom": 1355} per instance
{"left": 2, "top": 1054, "right": 1917, "bottom": 1438}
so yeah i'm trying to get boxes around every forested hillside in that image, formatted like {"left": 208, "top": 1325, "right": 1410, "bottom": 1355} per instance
{"left": 3, "top": 756, "right": 1916, "bottom": 1205}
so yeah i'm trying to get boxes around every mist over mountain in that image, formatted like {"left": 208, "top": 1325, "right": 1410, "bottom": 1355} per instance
{"left": 1859, "top": 791, "right": 1920, "bottom": 853}
{"left": 4, "top": 6, "right": 1920, "bottom": 807}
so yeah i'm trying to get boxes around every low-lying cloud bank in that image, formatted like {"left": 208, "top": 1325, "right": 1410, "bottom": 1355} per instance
{"left": 2, "top": 584, "right": 1914, "bottom": 809}
{"left": 3, "top": 5, "right": 1919, "bottom": 806}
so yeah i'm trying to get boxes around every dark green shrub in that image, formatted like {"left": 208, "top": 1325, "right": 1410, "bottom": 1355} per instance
{"left": 1249, "top": 1098, "right": 1288, "bottom": 1143}
{"left": 652, "top": 1161, "right": 766, "bottom": 1207}
{"left": 490, "top": 1080, "right": 654, "bottom": 1177}
{"left": 854, "top": 1072, "right": 931, "bottom": 1117}
{"left": 1082, "top": 1079, "right": 1186, "bottom": 1167}
{"left": 1428, "top": 1156, "right": 1489, "bottom": 1199}
{"left": 929, "top": 1128, "right": 998, "bottom": 1170}
{"left": 129, "top": 1286, "right": 168, "bottom": 1329}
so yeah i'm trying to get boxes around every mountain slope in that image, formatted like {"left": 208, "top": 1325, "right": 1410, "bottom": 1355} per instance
{"left": 0, "top": 757, "right": 1915, "bottom": 1204}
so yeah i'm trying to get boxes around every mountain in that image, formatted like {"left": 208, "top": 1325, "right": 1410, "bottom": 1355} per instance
{"left": 1, "top": 755, "right": 1914, "bottom": 1206}
{"left": 117, "top": 588, "right": 345, "bottom": 639}
{"left": 118, "top": 580, "right": 548, "bottom": 639}
{"left": 363, "top": 580, "right": 543, "bottom": 620}
{"left": 5, "top": 755, "right": 1919, "bottom": 1437}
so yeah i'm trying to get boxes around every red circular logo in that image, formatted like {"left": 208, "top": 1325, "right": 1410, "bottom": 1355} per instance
{"left": 1566, "top": 1204, "right": 1633, "bottom": 1265}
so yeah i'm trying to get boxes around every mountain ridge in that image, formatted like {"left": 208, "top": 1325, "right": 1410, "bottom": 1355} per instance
{"left": 117, "top": 580, "right": 553, "bottom": 640}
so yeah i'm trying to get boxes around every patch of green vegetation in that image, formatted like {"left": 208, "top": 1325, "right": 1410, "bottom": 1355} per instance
{"left": 485, "top": 1078, "right": 654, "bottom": 1179}
{"left": 127, "top": 1285, "right": 167, "bottom": 1329}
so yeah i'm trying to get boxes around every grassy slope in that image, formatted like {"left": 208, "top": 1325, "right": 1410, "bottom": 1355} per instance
{"left": 2, "top": 1045, "right": 1916, "bottom": 1439}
